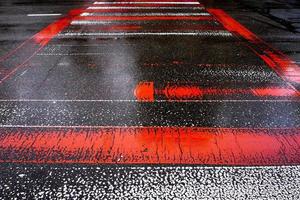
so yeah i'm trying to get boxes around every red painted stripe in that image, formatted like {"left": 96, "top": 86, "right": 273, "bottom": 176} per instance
{"left": 161, "top": 85, "right": 299, "bottom": 98}
{"left": 75, "top": 15, "right": 214, "bottom": 21}
{"left": 134, "top": 81, "right": 300, "bottom": 101}
{"left": 207, "top": 9, "right": 257, "bottom": 42}
{"left": 33, "top": 19, "right": 71, "bottom": 47}
{"left": 0, "top": 127, "right": 300, "bottom": 165}
{"left": 0, "top": 9, "right": 82, "bottom": 62}
{"left": 208, "top": 9, "right": 300, "bottom": 85}
{"left": 0, "top": 9, "right": 83, "bottom": 84}
{"left": 134, "top": 81, "right": 155, "bottom": 101}
{"left": 33, "top": 9, "right": 83, "bottom": 46}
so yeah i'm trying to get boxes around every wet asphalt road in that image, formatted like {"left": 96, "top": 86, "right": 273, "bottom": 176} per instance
{"left": 0, "top": 0, "right": 300, "bottom": 199}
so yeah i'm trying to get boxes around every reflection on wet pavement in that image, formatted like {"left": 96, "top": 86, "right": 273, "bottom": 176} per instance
{"left": 0, "top": 0, "right": 300, "bottom": 199}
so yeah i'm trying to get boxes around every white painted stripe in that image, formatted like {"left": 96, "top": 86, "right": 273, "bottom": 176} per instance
{"left": 8, "top": 165, "right": 300, "bottom": 169}
{"left": 27, "top": 13, "right": 62, "bottom": 17}
{"left": 71, "top": 20, "right": 115, "bottom": 25}
{"left": 87, "top": 6, "right": 204, "bottom": 9}
{"left": 93, "top": 1, "right": 200, "bottom": 4}
{"left": 80, "top": 12, "right": 210, "bottom": 16}
{"left": 0, "top": 124, "right": 299, "bottom": 128}
{"left": 71, "top": 20, "right": 217, "bottom": 25}
{"left": 58, "top": 31, "right": 232, "bottom": 37}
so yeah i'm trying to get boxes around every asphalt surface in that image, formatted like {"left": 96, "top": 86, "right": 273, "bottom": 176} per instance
{"left": 0, "top": 0, "right": 300, "bottom": 199}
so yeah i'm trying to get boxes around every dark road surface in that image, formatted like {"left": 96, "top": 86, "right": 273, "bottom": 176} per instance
{"left": 0, "top": 0, "right": 300, "bottom": 199}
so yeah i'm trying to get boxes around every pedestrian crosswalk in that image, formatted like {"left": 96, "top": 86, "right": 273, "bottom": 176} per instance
{"left": 0, "top": 0, "right": 300, "bottom": 198}
{"left": 66, "top": 0, "right": 225, "bottom": 37}
{"left": 54, "top": 0, "right": 299, "bottom": 101}
{"left": 0, "top": 0, "right": 299, "bottom": 164}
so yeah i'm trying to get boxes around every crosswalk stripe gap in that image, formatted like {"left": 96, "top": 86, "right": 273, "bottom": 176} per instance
{"left": 80, "top": 12, "right": 210, "bottom": 16}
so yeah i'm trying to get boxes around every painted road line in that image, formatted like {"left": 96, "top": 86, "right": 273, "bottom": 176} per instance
{"left": 87, "top": 6, "right": 204, "bottom": 9}
{"left": 93, "top": 2, "right": 201, "bottom": 4}
{"left": 58, "top": 31, "right": 232, "bottom": 37}
{"left": 27, "top": 13, "right": 62, "bottom": 17}
{"left": 0, "top": 9, "right": 84, "bottom": 85}
{"left": 80, "top": 12, "right": 210, "bottom": 16}
{"left": 71, "top": 20, "right": 116, "bottom": 25}
{"left": 208, "top": 9, "right": 300, "bottom": 85}
{"left": 74, "top": 15, "right": 213, "bottom": 21}
{"left": 61, "top": 24, "right": 224, "bottom": 31}
{"left": 84, "top": 8, "right": 206, "bottom": 13}
{"left": 134, "top": 81, "right": 300, "bottom": 101}
{"left": 70, "top": 19, "right": 216, "bottom": 25}
{"left": 0, "top": 127, "right": 299, "bottom": 165}
{"left": 66, "top": 24, "right": 223, "bottom": 31}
